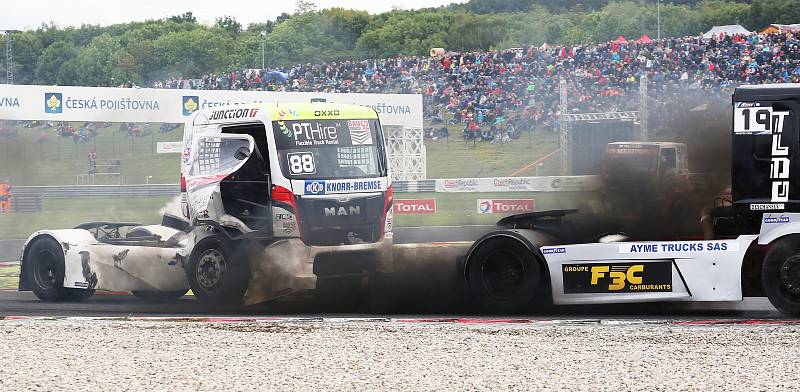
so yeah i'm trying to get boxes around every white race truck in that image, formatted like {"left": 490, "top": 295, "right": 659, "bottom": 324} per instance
{"left": 461, "top": 84, "right": 800, "bottom": 316}
{"left": 18, "top": 102, "right": 394, "bottom": 306}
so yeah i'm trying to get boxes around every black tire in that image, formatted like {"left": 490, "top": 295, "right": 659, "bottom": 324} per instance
{"left": 466, "top": 237, "right": 542, "bottom": 313}
{"left": 762, "top": 235, "right": 800, "bottom": 316}
{"left": 187, "top": 237, "right": 250, "bottom": 306}
{"left": 23, "top": 236, "right": 95, "bottom": 301}
{"left": 131, "top": 289, "right": 189, "bottom": 303}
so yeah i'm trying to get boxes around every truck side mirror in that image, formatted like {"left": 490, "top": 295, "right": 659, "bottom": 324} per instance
{"left": 234, "top": 147, "right": 251, "bottom": 161}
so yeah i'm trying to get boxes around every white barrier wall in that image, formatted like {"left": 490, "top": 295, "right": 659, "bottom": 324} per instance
{"left": 0, "top": 85, "right": 423, "bottom": 128}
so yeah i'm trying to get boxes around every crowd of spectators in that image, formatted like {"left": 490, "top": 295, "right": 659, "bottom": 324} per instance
{"left": 151, "top": 31, "right": 800, "bottom": 142}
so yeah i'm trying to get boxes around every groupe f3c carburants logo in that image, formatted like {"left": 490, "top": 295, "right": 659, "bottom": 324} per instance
{"left": 562, "top": 261, "right": 672, "bottom": 293}
{"left": 44, "top": 92, "right": 62, "bottom": 114}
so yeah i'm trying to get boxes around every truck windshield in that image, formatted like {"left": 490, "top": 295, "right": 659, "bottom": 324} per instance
{"left": 272, "top": 118, "right": 386, "bottom": 180}
{"left": 603, "top": 147, "right": 659, "bottom": 176}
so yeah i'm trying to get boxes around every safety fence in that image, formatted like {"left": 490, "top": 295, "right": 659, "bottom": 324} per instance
{"left": 11, "top": 176, "right": 599, "bottom": 199}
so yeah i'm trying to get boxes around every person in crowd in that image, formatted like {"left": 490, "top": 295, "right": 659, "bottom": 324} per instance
{"left": 0, "top": 179, "right": 12, "bottom": 213}
{"left": 88, "top": 151, "right": 97, "bottom": 174}
{"left": 150, "top": 30, "right": 800, "bottom": 143}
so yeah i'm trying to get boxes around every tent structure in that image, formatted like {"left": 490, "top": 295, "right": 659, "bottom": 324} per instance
{"left": 760, "top": 24, "right": 800, "bottom": 34}
{"left": 702, "top": 24, "right": 752, "bottom": 39}
{"left": 636, "top": 35, "right": 652, "bottom": 43}
{"left": 613, "top": 36, "right": 628, "bottom": 43}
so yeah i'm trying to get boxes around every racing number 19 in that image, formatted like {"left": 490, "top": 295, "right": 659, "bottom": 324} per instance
{"left": 739, "top": 108, "right": 772, "bottom": 132}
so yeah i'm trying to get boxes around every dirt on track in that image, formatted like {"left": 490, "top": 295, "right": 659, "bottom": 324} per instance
{"left": 0, "top": 319, "right": 798, "bottom": 391}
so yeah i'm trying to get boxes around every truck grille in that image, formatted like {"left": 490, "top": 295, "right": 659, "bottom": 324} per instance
{"left": 295, "top": 194, "right": 384, "bottom": 246}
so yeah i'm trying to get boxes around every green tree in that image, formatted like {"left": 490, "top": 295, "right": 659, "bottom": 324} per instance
{"left": 75, "top": 34, "right": 141, "bottom": 86}
{"left": 356, "top": 11, "right": 452, "bottom": 57}
{"left": 215, "top": 16, "right": 242, "bottom": 35}
{"left": 34, "top": 40, "right": 79, "bottom": 85}
{"left": 168, "top": 12, "right": 197, "bottom": 24}
{"left": 750, "top": 0, "right": 800, "bottom": 31}
{"left": 446, "top": 11, "right": 512, "bottom": 51}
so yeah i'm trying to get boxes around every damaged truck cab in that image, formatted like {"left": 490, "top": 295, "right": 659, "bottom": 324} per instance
{"left": 19, "top": 102, "right": 394, "bottom": 306}
{"left": 180, "top": 103, "right": 393, "bottom": 305}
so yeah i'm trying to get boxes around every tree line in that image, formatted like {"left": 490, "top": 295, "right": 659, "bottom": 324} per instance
{"left": 2, "top": 0, "right": 797, "bottom": 87}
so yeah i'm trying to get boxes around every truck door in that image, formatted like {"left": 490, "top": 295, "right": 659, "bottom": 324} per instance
{"left": 732, "top": 100, "right": 799, "bottom": 212}
{"left": 185, "top": 134, "right": 256, "bottom": 222}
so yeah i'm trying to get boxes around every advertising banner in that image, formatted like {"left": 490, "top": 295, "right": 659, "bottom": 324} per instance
{"left": 0, "top": 85, "right": 423, "bottom": 128}
{"left": 476, "top": 199, "right": 535, "bottom": 214}
{"left": 436, "top": 176, "right": 600, "bottom": 193}
{"left": 393, "top": 198, "right": 436, "bottom": 214}
{"left": 156, "top": 142, "right": 184, "bottom": 154}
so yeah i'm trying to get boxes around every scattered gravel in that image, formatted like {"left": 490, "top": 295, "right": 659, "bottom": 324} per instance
{"left": 0, "top": 320, "right": 798, "bottom": 391}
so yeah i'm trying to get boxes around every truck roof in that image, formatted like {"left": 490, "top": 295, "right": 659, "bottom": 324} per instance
{"left": 734, "top": 83, "right": 800, "bottom": 102}
{"left": 193, "top": 102, "right": 378, "bottom": 123}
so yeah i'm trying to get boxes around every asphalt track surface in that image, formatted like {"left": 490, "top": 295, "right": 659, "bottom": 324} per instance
{"left": 0, "top": 290, "right": 785, "bottom": 320}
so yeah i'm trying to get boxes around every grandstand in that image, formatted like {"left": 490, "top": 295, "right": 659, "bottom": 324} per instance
{"left": 0, "top": 28, "right": 787, "bottom": 238}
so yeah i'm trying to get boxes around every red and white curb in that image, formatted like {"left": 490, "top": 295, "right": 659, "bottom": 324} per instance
{"left": 1, "top": 315, "right": 799, "bottom": 326}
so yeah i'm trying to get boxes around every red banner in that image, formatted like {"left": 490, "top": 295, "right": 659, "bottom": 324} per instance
{"left": 394, "top": 199, "right": 436, "bottom": 214}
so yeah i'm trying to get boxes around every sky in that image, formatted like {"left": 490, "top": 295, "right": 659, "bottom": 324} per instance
{"left": 1, "top": 0, "right": 469, "bottom": 31}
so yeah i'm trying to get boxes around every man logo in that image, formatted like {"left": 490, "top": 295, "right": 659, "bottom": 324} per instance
{"left": 182, "top": 96, "right": 199, "bottom": 116}
{"left": 304, "top": 180, "right": 326, "bottom": 195}
{"left": 45, "top": 93, "right": 62, "bottom": 114}
{"left": 324, "top": 206, "right": 360, "bottom": 217}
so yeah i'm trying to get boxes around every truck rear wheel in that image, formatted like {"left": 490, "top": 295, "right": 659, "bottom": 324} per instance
{"left": 23, "top": 236, "right": 95, "bottom": 302}
{"left": 466, "top": 237, "right": 542, "bottom": 313}
{"left": 763, "top": 235, "right": 800, "bottom": 316}
{"left": 187, "top": 237, "right": 249, "bottom": 306}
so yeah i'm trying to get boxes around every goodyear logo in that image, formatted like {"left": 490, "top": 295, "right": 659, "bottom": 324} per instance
{"left": 542, "top": 247, "right": 566, "bottom": 255}
{"left": 764, "top": 214, "right": 790, "bottom": 224}
{"left": 304, "top": 180, "right": 326, "bottom": 195}
{"left": 182, "top": 96, "right": 199, "bottom": 116}
{"left": 45, "top": 93, "right": 62, "bottom": 114}
{"left": 562, "top": 262, "right": 672, "bottom": 293}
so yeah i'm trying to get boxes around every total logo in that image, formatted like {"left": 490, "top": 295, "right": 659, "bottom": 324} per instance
{"left": 304, "top": 180, "right": 326, "bottom": 195}
{"left": 393, "top": 199, "right": 436, "bottom": 214}
{"left": 477, "top": 199, "right": 535, "bottom": 214}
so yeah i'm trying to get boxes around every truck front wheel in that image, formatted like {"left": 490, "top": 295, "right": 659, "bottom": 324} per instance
{"left": 187, "top": 237, "right": 250, "bottom": 306}
{"left": 466, "top": 237, "right": 542, "bottom": 313}
{"left": 763, "top": 235, "right": 800, "bottom": 316}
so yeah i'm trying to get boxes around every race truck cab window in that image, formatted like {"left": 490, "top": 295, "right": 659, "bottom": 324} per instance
{"left": 272, "top": 119, "right": 387, "bottom": 180}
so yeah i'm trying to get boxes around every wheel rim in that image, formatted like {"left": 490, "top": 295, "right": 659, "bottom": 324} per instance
{"left": 33, "top": 248, "right": 58, "bottom": 289}
{"left": 780, "top": 255, "right": 800, "bottom": 296}
{"left": 196, "top": 249, "right": 227, "bottom": 292}
{"left": 480, "top": 249, "right": 527, "bottom": 299}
